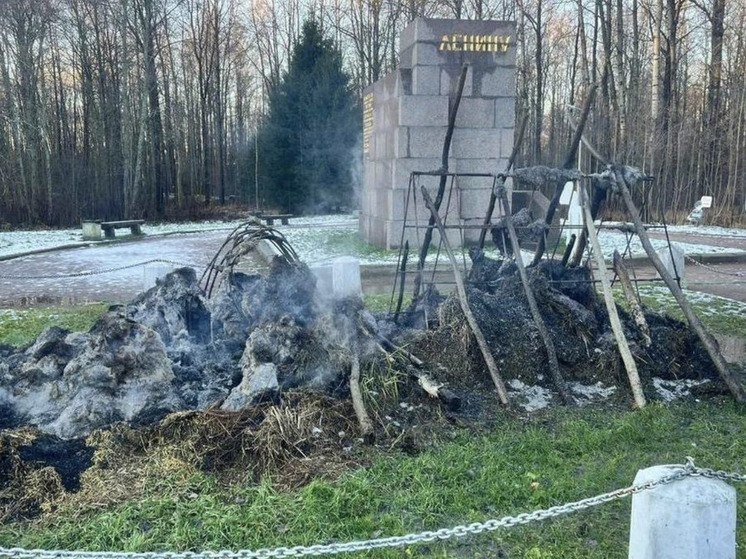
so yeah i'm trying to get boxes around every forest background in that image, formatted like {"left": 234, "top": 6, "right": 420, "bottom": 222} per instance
{"left": 0, "top": 0, "right": 744, "bottom": 227}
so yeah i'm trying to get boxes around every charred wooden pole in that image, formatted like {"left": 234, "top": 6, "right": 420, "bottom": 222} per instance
{"left": 421, "top": 185, "right": 511, "bottom": 406}
{"left": 581, "top": 184, "right": 647, "bottom": 408}
{"left": 560, "top": 234, "right": 577, "bottom": 267}
{"left": 611, "top": 168, "right": 746, "bottom": 403}
{"left": 613, "top": 250, "right": 651, "bottom": 347}
{"left": 410, "top": 64, "right": 469, "bottom": 305}
{"left": 476, "top": 114, "right": 529, "bottom": 250}
{"left": 530, "top": 83, "right": 598, "bottom": 267}
{"left": 393, "top": 241, "right": 409, "bottom": 323}
{"left": 495, "top": 184, "right": 574, "bottom": 405}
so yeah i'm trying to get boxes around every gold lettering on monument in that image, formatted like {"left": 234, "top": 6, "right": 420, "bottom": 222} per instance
{"left": 438, "top": 34, "right": 511, "bottom": 53}
{"left": 363, "top": 93, "right": 374, "bottom": 155}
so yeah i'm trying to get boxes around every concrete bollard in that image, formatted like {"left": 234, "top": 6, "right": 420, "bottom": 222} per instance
{"left": 332, "top": 256, "right": 362, "bottom": 299}
{"left": 657, "top": 242, "right": 686, "bottom": 287}
{"left": 143, "top": 262, "right": 177, "bottom": 291}
{"left": 310, "top": 257, "right": 362, "bottom": 301}
{"left": 628, "top": 465, "right": 736, "bottom": 559}
{"left": 81, "top": 220, "right": 102, "bottom": 241}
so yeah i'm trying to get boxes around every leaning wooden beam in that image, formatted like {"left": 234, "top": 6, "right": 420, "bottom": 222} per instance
{"left": 476, "top": 114, "right": 529, "bottom": 250}
{"left": 421, "top": 185, "right": 511, "bottom": 406}
{"left": 613, "top": 250, "right": 651, "bottom": 347}
{"left": 530, "top": 83, "right": 598, "bottom": 267}
{"left": 611, "top": 168, "right": 746, "bottom": 402}
{"left": 349, "top": 346, "right": 374, "bottom": 439}
{"left": 393, "top": 240, "right": 409, "bottom": 323}
{"left": 581, "top": 185, "right": 647, "bottom": 408}
{"left": 495, "top": 185, "right": 574, "bottom": 405}
{"left": 411, "top": 64, "right": 469, "bottom": 305}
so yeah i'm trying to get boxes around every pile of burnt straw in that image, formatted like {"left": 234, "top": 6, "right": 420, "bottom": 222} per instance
{"left": 0, "top": 261, "right": 384, "bottom": 441}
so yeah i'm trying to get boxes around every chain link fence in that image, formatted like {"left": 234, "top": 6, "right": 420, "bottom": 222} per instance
{"left": 0, "top": 259, "right": 204, "bottom": 280}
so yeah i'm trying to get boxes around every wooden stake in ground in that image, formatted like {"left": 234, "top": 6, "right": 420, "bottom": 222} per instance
{"left": 421, "top": 186, "right": 511, "bottom": 406}
{"left": 581, "top": 184, "right": 647, "bottom": 408}
{"left": 613, "top": 250, "right": 651, "bottom": 347}
{"left": 611, "top": 168, "right": 746, "bottom": 402}
{"left": 496, "top": 185, "right": 574, "bottom": 405}
{"left": 393, "top": 240, "right": 409, "bottom": 323}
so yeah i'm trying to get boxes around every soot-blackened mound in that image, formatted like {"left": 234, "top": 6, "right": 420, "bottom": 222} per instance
{"left": 411, "top": 252, "right": 719, "bottom": 393}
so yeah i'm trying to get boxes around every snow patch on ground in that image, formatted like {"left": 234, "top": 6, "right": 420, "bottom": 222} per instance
{"left": 664, "top": 225, "right": 746, "bottom": 238}
{"left": 638, "top": 286, "right": 746, "bottom": 318}
{"left": 652, "top": 378, "right": 710, "bottom": 402}
{"left": 507, "top": 379, "right": 554, "bottom": 412}
{"left": 597, "top": 230, "right": 744, "bottom": 257}
{"left": 568, "top": 381, "right": 617, "bottom": 403}
{"left": 508, "top": 379, "right": 618, "bottom": 412}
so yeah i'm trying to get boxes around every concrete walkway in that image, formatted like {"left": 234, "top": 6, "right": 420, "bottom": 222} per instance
{"left": 0, "top": 231, "right": 255, "bottom": 306}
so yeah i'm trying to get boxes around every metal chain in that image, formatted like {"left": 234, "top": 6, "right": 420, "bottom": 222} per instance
{"left": 1, "top": 460, "right": 743, "bottom": 559}
{"left": 0, "top": 259, "right": 204, "bottom": 280}
{"left": 683, "top": 254, "right": 746, "bottom": 277}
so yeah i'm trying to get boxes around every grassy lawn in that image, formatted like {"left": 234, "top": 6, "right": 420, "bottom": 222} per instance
{"left": 0, "top": 304, "right": 109, "bottom": 347}
{"left": 1, "top": 402, "right": 745, "bottom": 557}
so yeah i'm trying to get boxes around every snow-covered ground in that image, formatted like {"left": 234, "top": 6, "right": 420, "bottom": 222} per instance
{"left": 636, "top": 285, "right": 746, "bottom": 318}
{"left": 596, "top": 230, "right": 744, "bottom": 257}
{"left": 1, "top": 214, "right": 744, "bottom": 263}
{"left": 664, "top": 224, "right": 746, "bottom": 238}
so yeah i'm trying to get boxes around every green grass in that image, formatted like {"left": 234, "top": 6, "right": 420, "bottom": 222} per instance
{"left": 362, "top": 293, "right": 413, "bottom": 314}
{"left": 618, "top": 285, "right": 746, "bottom": 338}
{"left": 0, "top": 304, "right": 109, "bottom": 347}
{"left": 2, "top": 402, "right": 745, "bottom": 557}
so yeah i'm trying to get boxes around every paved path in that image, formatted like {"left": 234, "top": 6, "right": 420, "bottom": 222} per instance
{"left": 647, "top": 230, "right": 746, "bottom": 251}
{"left": 0, "top": 231, "right": 258, "bottom": 306}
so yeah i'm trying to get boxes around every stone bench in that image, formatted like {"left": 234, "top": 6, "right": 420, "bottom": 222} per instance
{"left": 82, "top": 219, "right": 145, "bottom": 240}
{"left": 263, "top": 214, "right": 293, "bottom": 226}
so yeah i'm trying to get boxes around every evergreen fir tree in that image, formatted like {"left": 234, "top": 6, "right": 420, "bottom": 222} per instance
{"left": 260, "top": 19, "right": 361, "bottom": 214}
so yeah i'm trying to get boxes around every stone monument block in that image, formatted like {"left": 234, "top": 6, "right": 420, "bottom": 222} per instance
{"left": 361, "top": 17, "right": 517, "bottom": 249}
{"left": 455, "top": 98, "right": 496, "bottom": 128}
{"left": 398, "top": 96, "right": 449, "bottom": 127}
{"left": 412, "top": 65, "right": 441, "bottom": 95}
